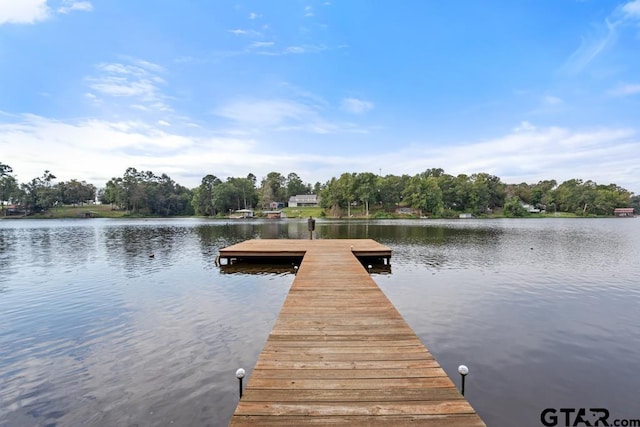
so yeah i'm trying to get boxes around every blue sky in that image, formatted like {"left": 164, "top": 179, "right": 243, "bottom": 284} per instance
{"left": 1, "top": 0, "right": 639, "bottom": 192}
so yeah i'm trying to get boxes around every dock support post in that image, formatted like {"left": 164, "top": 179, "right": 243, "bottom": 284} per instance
{"left": 307, "top": 216, "right": 315, "bottom": 240}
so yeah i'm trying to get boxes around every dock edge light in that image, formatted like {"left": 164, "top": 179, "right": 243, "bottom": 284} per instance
{"left": 458, "top": 364, "right": 469, "bottom": 396}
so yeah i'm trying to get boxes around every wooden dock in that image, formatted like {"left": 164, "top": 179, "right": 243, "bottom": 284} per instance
{"left": 222, "top": 239, "right": 486, "bottom": 426}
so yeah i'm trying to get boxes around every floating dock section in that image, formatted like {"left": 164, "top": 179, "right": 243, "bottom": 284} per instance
{"left": 222, "top": 239, "right": 485, "bottom": 426}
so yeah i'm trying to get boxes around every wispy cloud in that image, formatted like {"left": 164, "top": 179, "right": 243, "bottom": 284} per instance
{"left": 213, "top": 95, "right": 370, "bottom": 135}
{"left": 228, "top": 28, "right": 261, "bottom": 37}
{"left": 249, "top": 41, "right": 275, "bottom": 49}
{"left": 0, "top": 0, "right": 49, "bottom": 25}
{"left": 608, "top": 82, "right": 640, "bottom": 96}
{"left": 248, "top": 12, "right": 260, "bottom": 20}
{"left": 285, "top": 44, "right": 327, "bottom": 54}
{"left": 341, "top": 98, "right": 374, "bottom": 114}
{"left": 58, "top": 1, "right": 93, "bottom": 14}
{"left": 561, "top": 19, "right": 617, "bottom": 74}
{"left": 622, "top": 0, "right": 640, "bottom": 19}
{"left": 542, "top": 95, "right": 563, "bottom": 105}
{"left": 562, "top": 0, "right": 640, "bottom": 74}
{"left": 304, "top": 6, "right": 314, "bottom": 17}
{"left": 214, "top": 99, "right": 317, "bottom": 127}
{"left": 85, "top": 60, "right": 171, "bottom": 113}
{"left": 250, "top": 44, "right": 327, "bottom": 56}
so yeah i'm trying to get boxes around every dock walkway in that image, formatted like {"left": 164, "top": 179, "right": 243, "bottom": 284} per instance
{"left": 223, "top": 239, "right": 485, "bottom": 426}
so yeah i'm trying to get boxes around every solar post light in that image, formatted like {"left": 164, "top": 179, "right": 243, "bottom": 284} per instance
{"left": 458, "top": 364, "right": 469, "bottom": 396}
{"left": 236, "top": 368, "right": 245, "bottom": 399}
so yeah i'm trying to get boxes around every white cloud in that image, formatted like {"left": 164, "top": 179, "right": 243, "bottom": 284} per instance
{"left": 249, "top": 41, "right": 275, "bottom": 49}
{"left": 214, "top": 99, "right": 316, "bottom": 127}
{"left": 1, "top": 114, "right": 639, "bottom": 192}
{"left": 513, "top": 121, "right": 536, "bottom": 132}
{"left": 0, "top": 0, "right": 49, "bottom": 25}
{"left": 248, "top": 12, "right": 260, "bottom": 20}
{"left": 228, "top": 28, "right": 261, "bottom": 37}
{"left": 85, "top": 60, "right": 171, "bottom": 113}
{"left": 561, "top": 19, "right": 617, "bottom": 74}
{"left": 608, "top": 82, "right": 640, "bottom": 96}
{"left": 622, "top": 0, "right": 640, "bottom": 19}
{"left": 381, "top": 124, "right": 640, "bottom": 191}
{"left": 58, "top": 1, "right": 93, "bottom": 14}
{"left": 341, "top": 97, "right": 374, "bottom": 114}
{"left": 285, "top": 46, "right": 306, "bottom": 54}
{"left": 542, "top": 95, "right": 563, "bottom": 105}
{"left": 0, "top": 0, "right": 92, "bottom": 24}
{"left": 563, "top": 0, "right": 640, "bottom": 74}
{"left": 304, "top": 5, "right": 314, "bottom": 17}
{"left": 213, "top": 95, "right": 371, "bottom": 136}
{"left": 256, "top": 44, "right": 326, "bottom": 55}
{"left": 0, "top": 114, "right": 259, "bottom": 186}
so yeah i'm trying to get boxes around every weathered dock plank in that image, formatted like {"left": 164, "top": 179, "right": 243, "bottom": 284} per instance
{"left": 224, "top": 239, "right": 485, "bottom": 426}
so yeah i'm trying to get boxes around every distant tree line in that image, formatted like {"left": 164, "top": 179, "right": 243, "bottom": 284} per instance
{"left": 1, "top": 161, "right": 638, "bottom": 217}
{"left": 102, "top": 167, "right": 193, "bottom": 216}
{"left": 1, "top": 163, "right": 97, "bottom": 215}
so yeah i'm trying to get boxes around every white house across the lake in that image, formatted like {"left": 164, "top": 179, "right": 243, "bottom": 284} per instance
{"left": 288, "top": 194, "right": 319, "bottom": 207}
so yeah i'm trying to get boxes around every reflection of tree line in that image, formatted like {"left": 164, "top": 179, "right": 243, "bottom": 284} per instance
{"left": 317, "top": 221, "right": 503, "bottom": 244}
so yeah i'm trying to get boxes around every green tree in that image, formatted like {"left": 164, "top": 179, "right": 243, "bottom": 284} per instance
{"left": 21, "top": 170, "right": 58, "bottom": 213}
{"left": 0, "top": 162, "right": 13, "bottom": 178}
{"left": 0, "top": 175, "right": 19, "bottom": 215}
{"left": 227, "top": 176, "right": 258, "bottom": 210}
{"left": 377, "top": 174, "right": 407, "bottom": 210}
{"left": 259, "top": 172, "right": 286, "bottom": 208}
{"left": 630, "top": 196, "right": 639, "bottom": 214}
{"left": 530, "top": 180, "right": 557, "bottom": 208}
{"left": 503, "top": 197, "right": 528, "bottom": 217}
{"left": 192, "top": 174, "right": 221, "bottom": 216}
{"left": 57, "top": 179, "right": 97, "bottom": 205}
{"left": 338, "top": 173, "right": 357, "bottom": 217}
{"left": 353, "top": 172, "right": 378, "bottom": 216}
{"left": 319, "top": 177, "right": 343, "bottom": 215}
{"left": 403, "top": 175, "right": 444, "bottom": 215}
{"left": 0, "top": 163, "right": 17, "bottom": 215}
{"left": 102, "top": 168, "right": 193, "bottom": 216}
{"left": 285, "top": 172, "right": 308, "bottom": 200}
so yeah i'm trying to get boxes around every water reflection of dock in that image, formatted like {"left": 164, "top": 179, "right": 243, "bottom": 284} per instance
{"left": 221, "top": 239, "right": 485, "bottom": 426}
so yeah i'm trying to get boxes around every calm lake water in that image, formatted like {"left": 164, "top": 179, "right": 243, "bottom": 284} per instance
{"left": 1, "top": 218, "right": 639, "bottom": 426}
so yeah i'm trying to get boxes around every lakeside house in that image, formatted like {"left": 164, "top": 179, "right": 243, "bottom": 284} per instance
{"left": 614, "top": 208, "right": 635, "bottom": 217}
{"left": 269, "top": 201, "right": 285, "bottom": 209}
{"left": 288, "top": 194, "right": 319, "bottom": 207}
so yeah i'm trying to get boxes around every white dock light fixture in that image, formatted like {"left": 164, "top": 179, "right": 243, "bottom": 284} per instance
{"left": 236, "top": 368, "right": 245, "bottom": 399}
{"left": 458, "top": 365, "right": 469, "bottom": 395}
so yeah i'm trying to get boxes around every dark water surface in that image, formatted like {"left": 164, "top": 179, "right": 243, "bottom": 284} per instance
{"left": 1, "top": 218, "right": 639, "bottom": 426}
